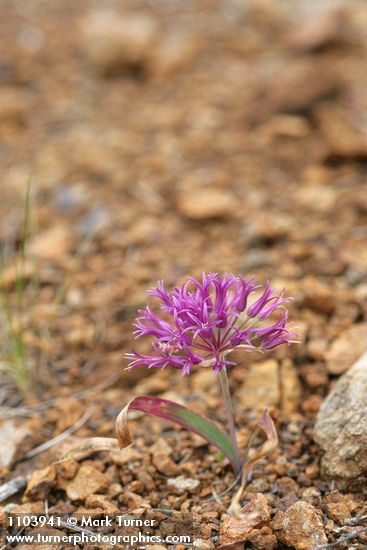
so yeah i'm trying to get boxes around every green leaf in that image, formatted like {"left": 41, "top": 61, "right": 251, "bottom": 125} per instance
{"left": 115, "top": 395, "right": 241, "bottom": 474}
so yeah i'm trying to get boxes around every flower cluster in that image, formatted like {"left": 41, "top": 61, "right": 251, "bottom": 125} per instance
{"left": 126, "top": 273, "right": 296, "bottom": 376}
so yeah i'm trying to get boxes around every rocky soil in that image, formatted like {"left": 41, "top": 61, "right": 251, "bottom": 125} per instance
{"left": 1, "top": 0, "right": 367, "bottom": 548}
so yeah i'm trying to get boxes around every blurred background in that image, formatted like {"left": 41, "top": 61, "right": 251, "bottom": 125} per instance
{"left": 1, "top": 0, "right": 367, "bottom": 397}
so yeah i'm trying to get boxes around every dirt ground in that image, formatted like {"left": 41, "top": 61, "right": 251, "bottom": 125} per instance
{"left": 1, "top": 0, "right": 367, "bottom": 549}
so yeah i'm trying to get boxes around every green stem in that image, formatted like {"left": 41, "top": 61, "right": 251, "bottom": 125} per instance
{"left": 218, "top": 365, "right": 241, "bottom": 475}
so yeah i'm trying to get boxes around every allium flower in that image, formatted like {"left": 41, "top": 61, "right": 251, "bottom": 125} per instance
{"left": 126, "top": 273, "right": 296, "bottom": 376}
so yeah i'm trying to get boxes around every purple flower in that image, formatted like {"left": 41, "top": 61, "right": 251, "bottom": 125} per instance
{"left": 126, "top": 273, "right": 296, "bottom": 376}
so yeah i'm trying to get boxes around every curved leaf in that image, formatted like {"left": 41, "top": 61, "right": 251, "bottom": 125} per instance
{"left": 115, "top": 395, "right": 240, "bottom": 474}
{"left": 228, "top": 409, "right": 278, "bottom": 515}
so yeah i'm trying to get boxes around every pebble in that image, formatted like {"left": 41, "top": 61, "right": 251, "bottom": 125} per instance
{"left": 237, "top": 359, "right": 280, "bottom": 411}
{"left": 30, "top": 225, "right": 73, "bottom": 260}
{"left": 0, "top": 420, "right": 32, "bottom": 469}
{"left": 302, "top": 276, "right": 336, "bottom": 315}
{"left": 288, "top": 8, "right": 345, "bottom": 52}
{"left": 167, "top": 476, "right": 200, "bottom": 494}
{"left": 81, "top": 10, "right": 158, "bottom": 76}
{"left": 151, "top": 438, "right": 180, "bottom": 475}
{"left": 272, "top": 500, "right": 327, "bottom": 550}
{"left": 0, "top": 87, "right": 32, "bottom": 124}
{"left": 317, "top": 105, "right": 367, "bottom": 159}
{"left": 277, "top": 476, "right": 299, "bottom": 497}
{"left": 323, "top": 492, "right": 352, "bottom": 525}
{"left": 85, "top": 494, "right": 119, "bottom": 513}
{"left": 299, "top": 363, "right": 328, "bottom": 388}
{"left": 301, "top": 487, "right": 321, "bottom": 507}
{"left": 124, "top": 490, "right": 151, "bottom": 509}
{"left": 301, "top": 394, "right": 323, "bottom": 413}
{"left": 264, "top": 60, "right": 340, "bottom": 114}
{"left": 280, "top": 359, "right": 302, "bottom": 416}
{"left": 295, "top": 185, "right": 337, "bottom": 213}
{"left": 219, "top": 493, "right": 272, "bottom": 547}
{"left": 110, "top": 447, "right": 142, "bottom": 466}
{"left": 314, "top": 350, "right": 367, "bottom": 490}
{"left": 24, "top": 465, "right": 56, "bottom": 501}
{"left": 192, "top": 540, "right": 214, "bottom": 550}
{"left": 108, "top": 482, "right": 123, "bottom": 498}
{"left": 274, "top": 492, "right": 299, "bottom": 511}
{"left": 262, "top": 115, "right": 310, "bottom": 139}
{"left": 151, "top": 32, "right": 198, "bottom": 78}
{"left": 244, "top": 213, "right": 293, "bottom": 245}
{"left": 245, "top": 526, "right": 277, "bottom": 550}
{"left": 66, "top": 464, "right": 109, "bottom": 501}
{"left": 325, "top": 323, "right": 367, "bottom": 374}
{"left": 54, "top": 459, "right": 78, "bottom": 483}
{"left": 176, "top": 189, "right": 235, "bottom": 220}
{"left": 6, "top": 501, "right": 45, "bottom": 519}
{"left": 0, "top": 260, "right": 34, "bottom": 290}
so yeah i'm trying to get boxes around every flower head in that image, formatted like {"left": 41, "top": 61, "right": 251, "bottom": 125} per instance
{"left": 126, "top": 273, "right": 296, "bottom": 376}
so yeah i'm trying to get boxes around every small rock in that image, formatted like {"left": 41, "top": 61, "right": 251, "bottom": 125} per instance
{"left": 167, "top": 476, "right": 200, "bottom": 494}
{"left": 192, "top": 540, "right": 214, "bottom": 550}
{"left": 151, "top": 32, "right": 198, "bottom": 78}
{"left": 81, "top": 10, "right": 158, "bottom": 76}
{"left": 295, "top": 185, "right": 337, "bottom": 213}
{"left": 192, "top": 369, "right": 215, "bottom": 394}
{"left": 219, "top": 493, "right": 271, "bottom": 548}
{"left": 302, "top": 394, "right": 323, "bottom": 413}
{"left": 245, "top": 526, "right": 277, "bottom": 550}
{"left": 264, "top": 60, "right": 341, "bottom": 114}
{"left": 274, "top": 492, "right": 299, "bottom": 512}
{"left": 30, "top": 225, "right": 72, "bottom": 260}
{"left": 66, "top": 464, "right": 109, "bottom": 501}
{"left": 53, "top": 185, "right": 87, "bottom": 212}
{"left": 272, "top": 500, "right": 327, "bottom": 550}
{"left": 108, "top": 482, "right": 123, "bottom": 498}
{"left": 110, "top": 447, "right": 142, "bottom": 466}
{"left": 316, "top": 105, "right": 367, "bottom": 159}
{"left": 237, "top": 359, "right": 280, "bottom": 411}
{"left": 299, "top": 363, "right": 328, "bottom": 388}
{"left": 124, "top": 491, "right": 151, "bottom": 509}
{"left": 151, "top": 438, "right": 180, "bottom": 475}
{"left": 302, "top": 276, "right": 336, "bottom": 315}
{"left": 288, "top": 9, "right": 345, "bottom": 52}
{"left": 176, "top": 189, "right": 235, "bottom": 220}
{"left": 134, "top": 370, "right": 169, "bottom": 394}
{"left": 0, "top": 260, "right": 34, "bottom": 290}
{"left": 323, "top": 492, "right": 352, "bottom": 525}
{"left": 85, "top": 494, "right": 119, "bottom": 513}
{"left": 280, "top": 359, "right": 302, "bottom": 416}
{"left": 0, "top": 420, "right": 33, "bottom": 469}
{"left": 24, "top": 466, "right": 56, "bottom": 501}
{"left": 325, "top": 323, "right": 367, "bottom": 374}
{"left": 262, "top": 115, "right": 310, "bottom": 139}
{"left": 55, "top": 459, "right": 79, "bottom": 482}
{"left": 277, "top": 477, "right": 299, "bottom": 497}
{"left": 125, "top": 217, "right": 162, "bottom": 247}
{"left": 314, "top": 350, "right": 367, "bottom": 490}
{"left": 244, "top": 213, "right": 293, "bottom": 245}
{"left": 0, "top": 87, "right": 32, "bottom": 124}
{"left": 6, "top": 501, "right": 45, "bottom": 519}
{"left": 301, "top": 487, "right": 321, "bottom": 507}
